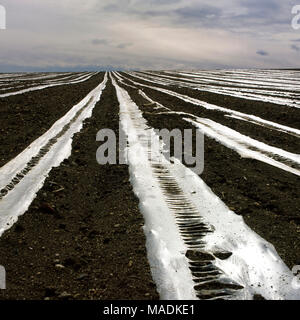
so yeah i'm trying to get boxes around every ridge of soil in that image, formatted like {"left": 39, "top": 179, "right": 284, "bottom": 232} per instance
{"left": 121, "top": 78, "right": 300, "bottom": 154}
{"left": 0, "top": 79, "right": 158, "bottom": 300}
{"left": 122, "top": 72, "right": 300, "bottom": 130}
{"left": 0, "top": 73, "right": 104, "bottom": 168}
{"left": 119, "top": 81, "right": 300, "bottom": 270}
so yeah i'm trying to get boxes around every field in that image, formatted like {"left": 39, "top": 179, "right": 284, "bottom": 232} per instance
{"left": 0, "top": 70, "right": 299, "bottom": 300}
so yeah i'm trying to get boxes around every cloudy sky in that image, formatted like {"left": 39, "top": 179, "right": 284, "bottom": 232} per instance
{"left": 0, "top": 0, "right": 300, "bottom": 71}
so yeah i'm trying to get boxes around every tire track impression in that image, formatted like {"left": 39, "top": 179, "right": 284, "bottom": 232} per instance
{"left": 0, "top": 74, "right": 108, "bottom": 235}
{"left": 111, "top": 73, "right": 300, "bottom": 300}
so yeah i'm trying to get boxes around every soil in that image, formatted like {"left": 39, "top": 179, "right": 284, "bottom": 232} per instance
{"left": 0, "top": 72, "right": 299, "bottom": 300}
{"left": 0, "top": 73, "right": 86, "bottom": 93}
{"left": 0, "top": 73, "right": 104, "bottom": 168}
{"left": 123, "top": 72, "right": 300, "bottom": 130}
{"left": 117, "top": 78, "right": 300, "bottom": 270}
{"left": 0, "top": 78, "right": 159, "bottom": 300}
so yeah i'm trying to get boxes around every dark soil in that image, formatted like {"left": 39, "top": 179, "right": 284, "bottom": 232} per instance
{"left": 118, "top": 80, "right": 300, "bottom": 270}
{"left": 123, "top": 72, "right": 300, "bottom": 130}
{"left": 0, "top": 71, "right": 299, "bottom": 301}
{"left": 0, "top": 73, "right": 104, "bottom": 168}
{"left": 0, "top": 78, "right": 158, "bottom": 300}
{"left": 122, "top": 76, "right": 300, "bottom": 155}
{"left": 155, "top": 71, "right": 299, "bottom": 94}
{"left": 0, "top": 73, "right": 85, "bottom": 94}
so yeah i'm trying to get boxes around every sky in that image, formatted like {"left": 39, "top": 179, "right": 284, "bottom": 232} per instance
{"left": 0, "top": 0, "right": 300, "bottom": 71}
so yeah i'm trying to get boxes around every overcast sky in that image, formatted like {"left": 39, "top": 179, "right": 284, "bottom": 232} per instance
{"left": 0, "top": 0, "right": 300, "bottom": 71}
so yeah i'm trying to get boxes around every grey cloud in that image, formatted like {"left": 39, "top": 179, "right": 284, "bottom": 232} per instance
{"left": 91, "top": 39, "right": 132, "bottom": 49}
{"left": 101, "top": 0, "right": 290, "bottom": 29}
{"left": 117, "top": 43, "right": 133, "bottom": 49}
{"left": 141, "top": 0, "right": 181, "bottom": 4}
{"left": 129, "top": 4, "right": 223, "bottom": 27}
{"left": 222, "top": 0, "right": 290, "bottom": 30}
{"left": 102, "top": 4, "right": 120, "bottom": 12}
{"left": 173, "top": 5, "right": 222, "bottom": 20}
{"left": 239, "top": 0, "right": 280, "bottom": 15}
{"left": 92, "top": 39, "right": 110, "bottom": 45}
{"left": 0, "top": 0, "right": 299, "bottom": 71}
{"left": 256, "top": 50, "right": 269, "bottom": 56}
{"left": 291, "top": 44, "right": 300, "bottom": 52}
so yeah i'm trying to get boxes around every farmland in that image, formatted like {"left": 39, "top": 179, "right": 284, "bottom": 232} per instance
{"left": 0, "top": 70, "right": 299, "bottom": 300}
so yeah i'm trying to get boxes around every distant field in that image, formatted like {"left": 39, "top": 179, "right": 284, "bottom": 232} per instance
{"left": 0, "top": 69, "right": 299, "bottom": 300}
